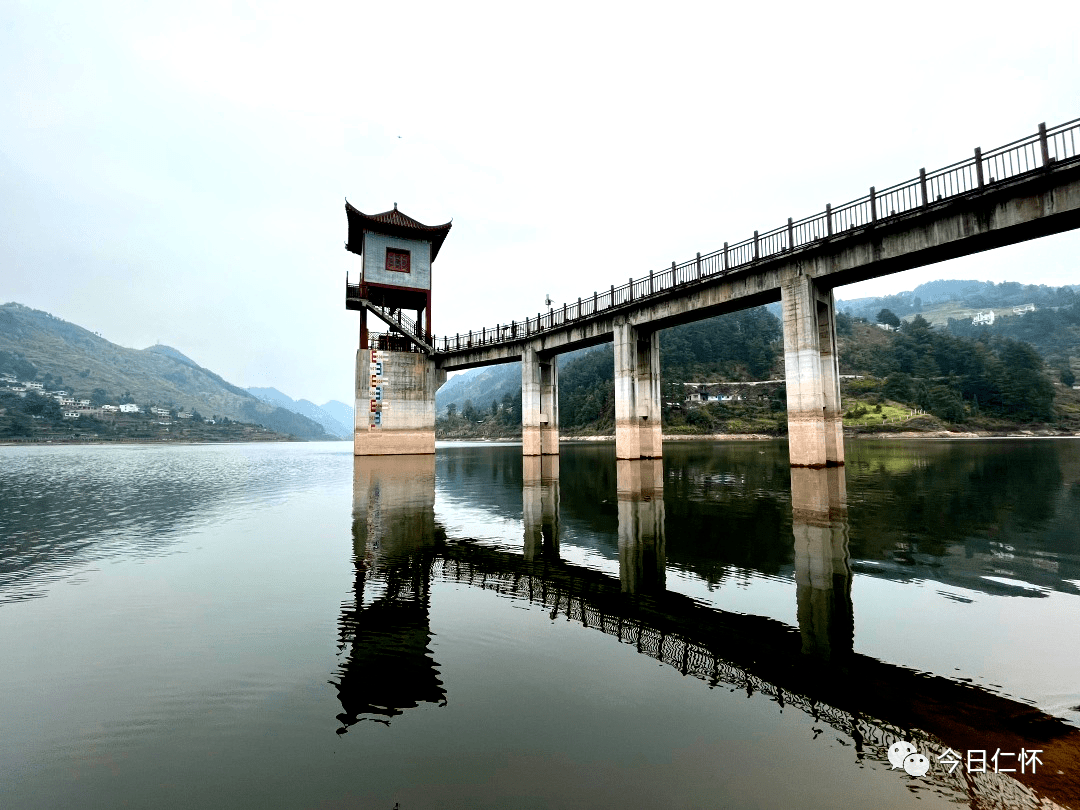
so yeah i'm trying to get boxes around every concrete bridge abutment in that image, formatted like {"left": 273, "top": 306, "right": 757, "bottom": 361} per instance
{"left": 781, "top": 274, "right": 844, "bottom": 468}
{"left": 614, "top": 320, "right": 662, "bottom": 460}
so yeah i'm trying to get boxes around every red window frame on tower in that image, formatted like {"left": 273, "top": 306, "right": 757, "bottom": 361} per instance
{"left": 386, "top": 248, "right": 411, "bottom": 273}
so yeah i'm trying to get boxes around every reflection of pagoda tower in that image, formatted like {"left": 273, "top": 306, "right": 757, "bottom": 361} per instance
{"left": 332, "top": 457, "right": 446, "bottom": 731}
{"left": 344, "top": 203, "right": 452, "bottom": 455}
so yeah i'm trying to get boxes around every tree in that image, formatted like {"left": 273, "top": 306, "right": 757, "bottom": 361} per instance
{"left": 928, "top": 385, "right": 965, "bottom": 422}
{"left": 446, "top": 402, "right": 457, "bottom": 419}
{"left": 876, "top": 308, "right": 901, "bottom": 328}
{"left": 883, "top": 372, "right": 914, "bottom": 403}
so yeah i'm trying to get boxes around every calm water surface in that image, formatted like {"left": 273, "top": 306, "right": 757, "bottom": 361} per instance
{"left": 1, "top": 439, "right": 1079, "bottom": 809}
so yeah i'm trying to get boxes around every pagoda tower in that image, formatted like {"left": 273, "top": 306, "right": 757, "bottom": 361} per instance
{"left": 344, "top": 202, "right": 451, "bottom": 455}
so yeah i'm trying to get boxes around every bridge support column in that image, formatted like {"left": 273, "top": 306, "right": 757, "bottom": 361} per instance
{"left": 791, "top": 466, "right": 852, "bottom": 660}
{"left": 616, "top": 459, "right": 666, "bottom": 594}
{"left": 614, "top": 320, "right": 662, "bottom": 460}
{"left": 522, "top": 455, "right": 560, "bottom": 561}
{"left": 781, "top": 274, "right": 843, "bottom": 467}
{"left": 522, "top": 346, "right": 559, "bottom": 456}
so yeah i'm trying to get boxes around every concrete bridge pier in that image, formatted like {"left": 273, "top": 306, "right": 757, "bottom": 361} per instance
{"left": 522, "top": 455, "right": 561, "bottom": 561}
{"left": 791, "top": 466, "right": 853, "bottom": 660}
{"left": 614, "top": 320, "right": 662, "bottom": 460}
{"left": 781, "top": 274, "right": 843, "bottom": 467}
{"left": 616, "top": 459, "right": 666, "bottom": 594}
{"left": 522, "top": 346, "right": 560, "bottom": 456}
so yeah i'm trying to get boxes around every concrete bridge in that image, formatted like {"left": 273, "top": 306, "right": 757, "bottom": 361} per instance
{"left": 354, "top": 118, "right": 1080, "bottom": 466}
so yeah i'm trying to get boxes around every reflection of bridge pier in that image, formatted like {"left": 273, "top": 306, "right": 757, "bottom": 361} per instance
{"left": 522, "top": 455, "right": 560, "bottom": 561}
{"left": 617, "top": 459, "right": 666, "bottom": 595}
{"left": 791, "top": 466, "right": 853, "bottom": 660}
{"left": 332, "top": 456, "right": 446, "bottom": 731}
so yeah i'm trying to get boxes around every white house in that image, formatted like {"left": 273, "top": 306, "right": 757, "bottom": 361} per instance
{"left": 62, "top": 411, "right": 80, "bottom": 419}
{"left": 119, "top": 403, "right": 140, "bottom": 413}
{"left": 1013, "top": 303, "right": 1036, "bottom": 314}
{"left": 973, "top": 310, "right": 995, "bottom": 326}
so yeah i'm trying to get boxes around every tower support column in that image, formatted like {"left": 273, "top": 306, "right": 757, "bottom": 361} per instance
{"left": 354, "top": 347, "right": 440, "bottom": 455}
{"left": 781, "top": 274, "right": 844, "bottom": 467}
{"left": 522, "top": 345, "right": 559, "bottom": 456}
{"left": 614, "top": 320, "right": 662, "bottom": 460}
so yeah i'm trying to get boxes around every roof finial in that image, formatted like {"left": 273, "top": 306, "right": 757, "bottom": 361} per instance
{"left": 393, "top": 202, "right": 398, "bottom": 210}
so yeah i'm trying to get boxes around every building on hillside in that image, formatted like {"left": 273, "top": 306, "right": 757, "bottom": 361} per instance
{"left": 972, "top": 310, "right": 995, "bottom": 326}
{"left": 25, "top": 382, "right": 43, "bottom": 391}
{"left": 119, "top": 403, "right": 140, "bottom": 413}
{"left": 150, "top": 407, "right": 170, "bottom": 417}
{"left": 62, "top": 411, "right": 80, "bottom": 419}
{"left": 177, "top": 412, "right": 192, "bottom": 419}
{"left": 875, "top": 322, "right": 896, "bottom": 332}
{"left": 1013, "top": 303, "right": 1036, "bottom": 314}
{"left": 101, "top": 404, "right": 119, "bottom": 412}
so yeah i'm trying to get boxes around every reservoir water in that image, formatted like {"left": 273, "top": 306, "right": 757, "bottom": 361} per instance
{"left": 1, "top": 439, "right": 1079, "bottom": 809}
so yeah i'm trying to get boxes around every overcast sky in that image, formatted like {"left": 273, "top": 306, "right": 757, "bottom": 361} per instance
{"left": 3, "top": 1, "right": 1078, "bottom": 405}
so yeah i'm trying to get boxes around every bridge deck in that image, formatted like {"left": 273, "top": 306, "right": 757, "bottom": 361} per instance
{"left": 434, "top": 119, "right": 1080, "bottom": 371}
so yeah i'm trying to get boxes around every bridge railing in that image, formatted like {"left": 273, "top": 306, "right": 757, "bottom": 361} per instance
{"left": 434, "top": 118, "right": 1080, "bottom": 355}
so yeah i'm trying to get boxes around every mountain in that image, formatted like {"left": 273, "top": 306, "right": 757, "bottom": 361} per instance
{"left": 0, "top": 302, "right": 332, "bottom": 440}
{"left": 437, "top": 364, "right": 522, "bottom": 416}
{"left": 320, "top": 400, "right": 355, "bottom": 430}
{"left": 247, "top": 387, "right": 352, "bottom": 439}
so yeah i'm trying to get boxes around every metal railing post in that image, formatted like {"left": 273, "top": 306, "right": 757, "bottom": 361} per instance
{"left": 787, "top": 217, "right": 794, "bottom": 249}
{"left": 629, "top": 277, "right": 634, "bottom": 301}
{"left": 825, "top": 204, "right": 832, "bottom": 237}
{"left": 695, "top": 252, "right": 702, "bottom": 279}
{"left": 649, "top": 269, "right": 654, "bottom": 295}
{"left": 1039, "top": 122, "right": 1051, "bottom": 167}
{"left": 577, "top": 297, "right": 582, "bottom": 319}
{"left": 975, "top": 148, "right": 984, "bottom": 188}
{"left": 753, "top": 230, "right": 759, "bottom": 259}
{"left": 592, "top": 291, "right": 597, "bottom": 313}
{"left": 919, "top": 168, "right": 928, "bottom": 207}
{"left": 869, "top": 188, "right": 877, "bottom": 222}
{"left": 610, "top": 284, "right": 615, "bottom": 307}
{"left": 723, "top": 242, "right": 729, "bottom": 271}
{"left": 670, "top": 261, "right": 676, "bottom": 285}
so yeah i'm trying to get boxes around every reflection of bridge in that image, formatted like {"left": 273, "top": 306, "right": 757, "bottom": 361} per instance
{"left": 336, "top": 455, "right": 1080, "bottom": 808}
{"left": 420, "top": 120, "right": 1080, "bottom": 466}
